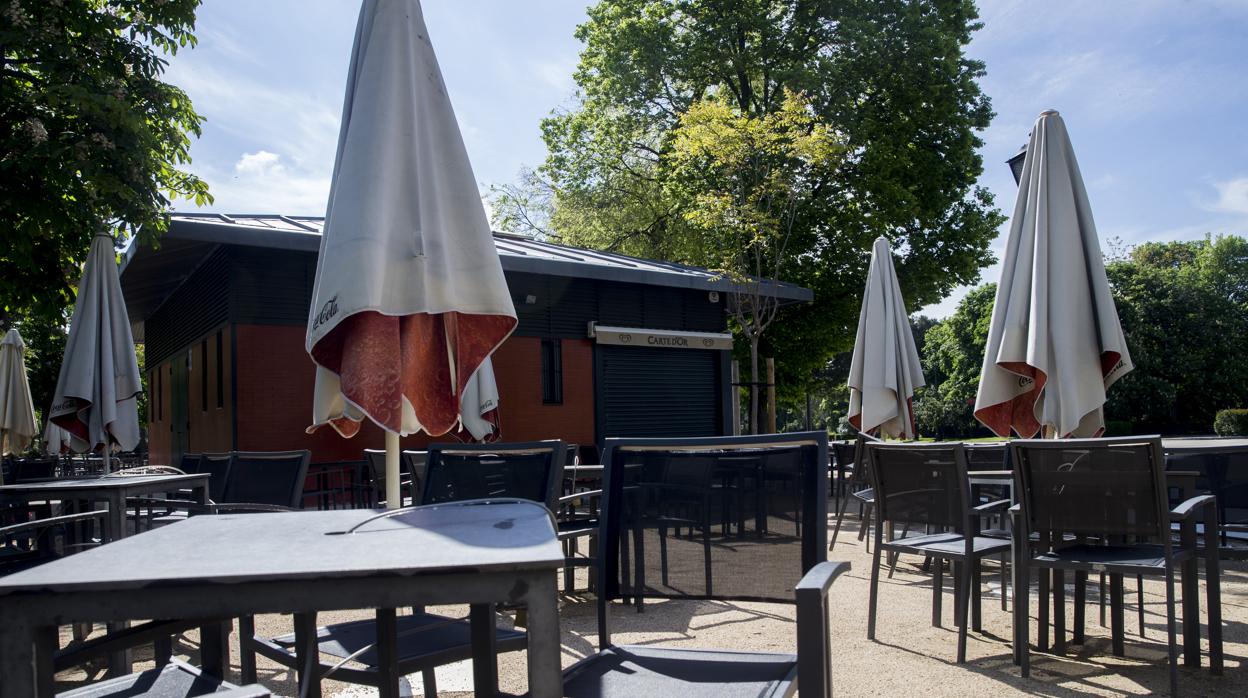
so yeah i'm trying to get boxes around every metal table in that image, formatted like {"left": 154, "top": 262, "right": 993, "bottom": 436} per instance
{"left": 0, "top": 473, "right": 210, "bottom": 543}
{"left": 0, "top": 501, "right": 565, "bottom": 698}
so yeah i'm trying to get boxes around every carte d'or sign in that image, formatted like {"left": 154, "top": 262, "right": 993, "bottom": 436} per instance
{"left": 588, "top": 323, "right": 733, "bottom": 351}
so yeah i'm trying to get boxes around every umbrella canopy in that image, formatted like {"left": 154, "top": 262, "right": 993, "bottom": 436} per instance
{"left": 848, "top": 237, "right": 925, "bottom": 439}
{"left": 49, "top": 234, "right": 143, "bottom": 454}
{"left": 974, "top": 110, "right": 1132, "bottom": 438}
{"left": 43, "top": 419, "right": 72, "bottom": 455}
{"left": 0, "top": 328, "right": 38, "bottom": 456}
{"left": 306, "top": 0, "right": 516, "bottom": 442}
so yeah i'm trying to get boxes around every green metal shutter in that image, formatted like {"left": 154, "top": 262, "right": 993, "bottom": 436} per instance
{"left": 599, "top": 345, "right": 722, "bottom": 439}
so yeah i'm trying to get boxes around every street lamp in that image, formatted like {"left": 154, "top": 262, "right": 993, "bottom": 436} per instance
{"left": 1007, "top": 144, "right": 1027, "bottom": 185}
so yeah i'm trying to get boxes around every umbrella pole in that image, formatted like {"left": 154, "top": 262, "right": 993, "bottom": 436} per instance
{"left": 103, "top": 447, "right": 110, "bottom": 474}
{"left": 385, "top": 430, "right": 401, "bottom": 510}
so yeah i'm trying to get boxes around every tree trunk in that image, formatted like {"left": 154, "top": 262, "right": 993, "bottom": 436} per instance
{"left": 749, "top": 337, "right": 760, "bottom": 435}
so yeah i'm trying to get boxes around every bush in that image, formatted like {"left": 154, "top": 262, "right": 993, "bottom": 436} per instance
{"left": 1213, "top": 409, "right": 1248, "bottom": 436}
{"left": 1103, "top": 420, "right": 1134, "bottom": 436}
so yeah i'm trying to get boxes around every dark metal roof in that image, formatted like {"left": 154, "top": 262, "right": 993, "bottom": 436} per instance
{"left": 119, "top": 212, "right": 812, "bottom": 330}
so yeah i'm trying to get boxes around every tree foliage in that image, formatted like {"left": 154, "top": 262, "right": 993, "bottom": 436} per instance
{"left": 913, "top": 282, "right": 995, "bottom": 437}
{"left": 1105, "top": 235, "right": 1248, "bottom": 433}
{"left": 492, "top": 0, "right": 1004, "bottom": 401}
{"left": 1, "top": 0, "right": 211, "bottom": 326}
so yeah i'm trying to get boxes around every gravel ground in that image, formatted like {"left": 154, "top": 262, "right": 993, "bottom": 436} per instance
{"left": 53, "top": 509, "right": 1246, "bottom": 696}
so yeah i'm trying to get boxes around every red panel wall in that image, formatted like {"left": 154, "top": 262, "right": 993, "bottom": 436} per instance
{"left": 233, "top": 325, "right": 596, "bottom": 463}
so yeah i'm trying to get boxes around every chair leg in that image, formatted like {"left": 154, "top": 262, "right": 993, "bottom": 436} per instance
{"left": 867, "top": 533, "right": 884, "bottom": 640}
{"left": 1037, "top": 568, "right": 1050, "bottom": 652}
{"left": 972, "top": 558, "right": 983, "bottom": 633}
{"left": 1073, "top": 571, "right": 1086, "bottom": 645}
{"left": 829, "top": 491, "right": 848, "bottom": 551}
{"left": 857, "top": 502, "right": 871, "bottom": 542}
{"left": 1205, "top": 511, "right": 1224, "bottom": 675}
{"left": 421, "top": 670, "right": 437, "bottom": 698}
{"left": 1164, "top": 567, "right": 1179, "bottom": 697}
{"left": 1099, "top": 573, "right": 1107, "bottom": 627}
{"left": 1181, "top": 558, "right": 1199, "bottom": 666}
{"left": 1140, "top": 573, "right": 1149, "bottom": 640}
{"left": 957, "top": 555, "right": 972, "bottom": 663}
{"left": 659, "top": 525, "right": 669, "bottom": 587}
{"left": 952, "top": 561, "right": 964, "bottom": 628}
{"left": 932, "top": 557, "right": 944, "bottom": 627}
{"left": 1017, "top": 557, "right": 1031, "bottom": 677}
{"left": 1001, "top": 554, "right": 1009, "bottom": 612}
{"left": 1110, "top": 574, "right": 1125, "bottom": 657}
{"left": 1053, "top": 569, "right": 1066, "bottom": 655}
{"left": 703, "top": 523, "right": 713, "bottom": 597}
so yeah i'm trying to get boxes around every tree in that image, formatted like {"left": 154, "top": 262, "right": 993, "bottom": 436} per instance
{"left": 668, "top": 90, "right": 843, "bottom": 432}
{"left": 1, "top": 0, "right": 211, "bottom": 327}
{"left": 492, "top": 0, "right": 1004, "bottom": 405}
{"left": 914, "top": 282, "right": 994, "bottom": 437}
{"left": 1106, "top": 236, "right": 1248, "bottom": 433}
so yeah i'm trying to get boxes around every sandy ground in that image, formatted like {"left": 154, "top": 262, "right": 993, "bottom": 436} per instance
{"left": 52, "top": 505, "right": 1247, "bottom": 697}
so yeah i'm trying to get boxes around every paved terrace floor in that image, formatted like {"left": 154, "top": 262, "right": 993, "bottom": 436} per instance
{"left": 54, "top": 505, "right": 1247, "bottom": 697}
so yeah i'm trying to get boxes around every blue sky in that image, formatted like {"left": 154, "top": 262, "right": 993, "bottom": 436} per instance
{"left": 166, "top": 0, "right": 1248, "bottom": 318}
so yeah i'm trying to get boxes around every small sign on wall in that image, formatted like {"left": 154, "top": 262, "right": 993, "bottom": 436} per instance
{"left": 588, "top": 323, "right": 733, "bottom": 351}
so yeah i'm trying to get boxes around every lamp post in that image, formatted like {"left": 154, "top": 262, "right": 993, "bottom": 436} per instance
{"left": 1007, "top": 144, "right": 1027, "bottom": 185}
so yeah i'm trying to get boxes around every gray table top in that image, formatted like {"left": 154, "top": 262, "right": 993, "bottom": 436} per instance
{"left": 0, "top": 473, "right": 208, "bottom": 493}
{"left": 0, "top": 501, "right": 562, "bottom": 596}
{"left": 1163, "top": 437, "right": 1248, "bottom": 451}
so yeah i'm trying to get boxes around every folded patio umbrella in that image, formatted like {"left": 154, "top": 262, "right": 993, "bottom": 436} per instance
{"left": 848, "top": 237, "right": 925, "bottom": 439}
{"left": 1, "top": 328, "right": 38, "bottom": 459}
{"left": 306, "top": 0, "right": 516, "bottom": 504}
{"left": 49, "top": 234, "right": 143, "bottom": 464}
{"left": 974, "top": 110, "right": 1132, "bottom": 438}
{"left": 43, "top": 418, "right": 72, "bottom": 455}
{"left": 458, "top": 355, "right": 500, "bottom": 443}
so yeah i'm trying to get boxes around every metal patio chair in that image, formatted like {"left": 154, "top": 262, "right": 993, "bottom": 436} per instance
{"left": 1010, "top": 436, "right": 1223, "bottom": 695}
{"left": 559, "top": 432, "right": 848, "bottom": 698}
{"left": 363, "top": 448, "right": 426, "bottom": 507}
{"left": 829, "top": 434, "right": 877, "bottom": 551}
{"left": 864, "top": 441, "right": 1011, "bottom": 663}
{"left": 244, "top": 440, "right": 565, "bottom": 697}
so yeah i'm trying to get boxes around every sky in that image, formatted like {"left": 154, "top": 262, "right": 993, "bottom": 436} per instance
{"left": 165, "top": 0, "right": 1248, "bottom": 318}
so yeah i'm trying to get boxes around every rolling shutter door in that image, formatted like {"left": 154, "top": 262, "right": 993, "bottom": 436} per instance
{"left": 599, "top": 345, "right": 721, "bottom": 439}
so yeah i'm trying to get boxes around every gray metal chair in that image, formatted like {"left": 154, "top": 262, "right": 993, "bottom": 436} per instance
{"left": 1010, "top": 436, "right": 1223, "bottom": 696}
{"left": 560, "top": 432, "right": 848, "bottom": 698}
{"left": 56, "top": 659, "right": 269, "bottom": 697}
{"left": 245, "top": 441, "right": 565, "bottom": 697}
{"left": 829, "top": 435, "right": 874, "bottom": 551}
{"left": 864, "top": 441, "right": 1011, "bottom": 663}
{"left": 363, "top": 448, "right": 426, "bottom": 507}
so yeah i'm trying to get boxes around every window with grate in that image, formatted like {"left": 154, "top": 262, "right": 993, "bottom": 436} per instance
{"left": 200, "top": 340, "right": 208, "bottom": 412}
{"left": 215, "top": 331, "right": 224, "bottom": 408}
{"left": 541, "top": 338, "right": 563, "bottom": 405}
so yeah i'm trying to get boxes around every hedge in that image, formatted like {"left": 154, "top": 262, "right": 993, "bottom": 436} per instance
{"left": 1213, "top": 409, "right": 1248, "bottom": 436}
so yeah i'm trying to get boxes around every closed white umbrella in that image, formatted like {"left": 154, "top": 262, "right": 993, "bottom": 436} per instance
{"left": 458, "top": 356, "right": 501, "bottom": 443}
{"left": 848, "top": 237, "right": 925, "bottom": 439}
{"left": 43, "top": 418, "right": 72, "bottom": 455}
{"left": 974, "top": 110, "right": 1132, "bottom": 438}
{"left": 1, "top": 328, "right": 38, "bottom": 460}
{"left": 49, "top": 234, "right": 142, "bottom": 467}
{"left": 306, "top": 0, "right": 516, "bottom": 507}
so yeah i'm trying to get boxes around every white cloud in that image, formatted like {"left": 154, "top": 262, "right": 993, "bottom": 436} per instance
{"left": 1210, "top": 177, "right": 1248, "bottom": 215}
{"left": 234, "top": 150, "right": 285, "bottom": 176}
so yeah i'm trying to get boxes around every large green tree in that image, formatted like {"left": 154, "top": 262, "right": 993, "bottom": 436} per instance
{"left": 913, "top": 282, "right": 994, "bottom": 437}
{"left": 493, "top": 0, "right": 1004, "bottom": 402}
{"left": 1, "top": 0, "right": 211, "bottom": 327}
{"left": 1105, "top": 236, "right": 1248, "bottom": 433}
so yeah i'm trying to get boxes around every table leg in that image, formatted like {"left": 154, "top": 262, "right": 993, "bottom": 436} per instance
{"left": 470, "top": 603, "right": 500, "bottom": 697}
{"left": 199, "top": 620, "right": 230, "bottom": 678}
{"left": 1073, "top": 571, "right": 1086, "bottom": 644}
{"left": 294, "top": 612, "right": 322, "bottom": 698}
{"left": 375, "top": 608, "right": 400, "bottom": 698}
{"left": 0, "top": 623, "right": 37, "bottom": 697}
{"left": 525, "top": 573, "right": 562, "bottom": 698}
{"left": 1110, "top": 574, "right": 1125, "bottom": 656}
{"left": 106, "top": 493, "right": 132, "bottom": 677}
{"left": 35, "top": 624, "right": 57, "bottom": 697}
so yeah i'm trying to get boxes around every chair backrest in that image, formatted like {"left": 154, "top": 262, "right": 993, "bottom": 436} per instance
{"left": 564, "top": 443, "right": 580, "bottom": 467}
{"left": 178, "top": 452, "right": 203, "bottom": 474}
{"left": 1165, "top": 441, "right": 1248, "bottom": 533}
{"left": 597, "top": 432, "right": 828, "bottom": 623}
{"left": 12, "top": 458, "right": 57, "bottom": 483}
{"left": 1012, "top": 436, "right": 1169, "bottom": 542}
{"left": 363, "top": 449, "right": 426, "bottom": 506}
{"left": 420, "top": 441, "right": 563, "bottom": 509}
{"left": 867, "top": 442, "right": 970, "bottom": 531}
{"left": 831, "top": 441, "right": 856, "bottom": 470}
{"left": 964, "top": 442, "right": 1011, "bottom": 472}
{"left": 221, "top": 450, "right": 311, "bottom": 508}
{"left": 199, "top": 453, "right": 233, "bottom": 503}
